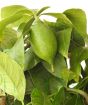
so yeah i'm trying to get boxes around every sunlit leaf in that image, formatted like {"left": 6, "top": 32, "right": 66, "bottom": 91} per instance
{"left": 22, "top": 17, "right": 34, "bottom": 36}
{"left": 0, "top": 28, "right": 17, "bottom": 50}
{"left": 0, "top": 52, "right": 25, "bottom": 101}
{"left": 0, "top": 5, "right": 33, "bottom": 30}
{"left": 0, "top": 13, "right": 22, "bottom": 32}
{"left": 43, "top": 12, "right": 72, "bottom": 33}
{"left": 64, "top": 9, "right": 87, "bottom": 37}
{"left": 1, "top": 5, "right": 27, "bottom": 19}
{"left": 56, "top": 28, "right": 72, "bottom": 57}
{"left": 36, "top": 6, "right": 50, "bottom": 16}
{"left": 5, "top": 36, "right": 24, "bottom": 69}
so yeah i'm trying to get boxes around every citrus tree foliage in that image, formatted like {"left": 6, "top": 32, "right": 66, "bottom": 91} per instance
{"left": 0, "top": 5, "right": 88, "bottom": 105}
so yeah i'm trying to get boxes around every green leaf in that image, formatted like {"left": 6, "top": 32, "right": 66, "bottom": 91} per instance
{"left": 78, "top": 47, "right": 88, "bottom": 61}
{"left": 25, "top": 71, "right": 34, "bottom": 95}
{"left": 43, "top": 54, "right": 69, "bottom": 84}
{"left": 70, "top": 28, "right": 85, "bottom": 48}
{"left": 22, "top": 17, "right": 34, "bottom": 36}
{"left": 31, "top": 88, "right": 52, "bottom": 105}
{"left": 69, "top": 29, "right": 86, "bottom": 81}
{"left": 22, "top": 6, "right": 50, "bottom": 36}
{"left": 70, "top": 45, "right": 88, "bottom": 76}
{"left": 65, "top": 95, "right": 84, "bottom": 105}
{"left": 24, "top": 47, "right": 40, "bottom": 71}
{"left": 25, "top": 63, "right": 65, "bottom": 95}
{"left": 5, "top": 36, "right": 24, "bottom": 69}
{"left": 43, "top": 20, "right": 59, "bottom": 32}
{"left": 68, "top": 70, "right": 79, "bottom": 82}
{"left": 70, "top": 45, "right": 82, "bottom": 78}
{"left": 44, "top": 13, "right": 85, "bottom": 56}
{"left": 43, "top": 13, "right": 72, "bottom": 57}
{"left": 64, "top": 9, "right": 87, "bottom": 36}
{"left": 75, "top": 77, "right": 88, "bottom": 89}
{"left": 0, "top": 13, "right": 22, "bottom": 33}
{"left": 17, "top": 23, "right": 26, "bottom": 33}
{"left": 53, "top": 87, "right": 65, "bottom": 105}
{"left": 0, "top": 52, "right": 25, "bottom": 101}
{"left": 56, "top": 28, "right": 72, "bottom": 57}
{"left": 36, "top": 6, "right": 50, "bottom": 16}
{"left": 0, "top": 28, "right": 17, "bottom": 50}
{"left": 1, "top": 5, "right": 27, "bottom": 19}
{"left": 43, "top": 13, "right": 70, "bottom": 21}
{"left": 8, "top": 9, "right": 33, "bottom": 28}
{"left": 0, "top": 6, "right": 33, "bottom": 31}
{"left": 43, "top": 13, "right": 72, "bottom": 35}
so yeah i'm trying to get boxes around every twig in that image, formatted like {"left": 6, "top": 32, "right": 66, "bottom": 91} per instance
{"left": 67, "top": 88, "right": 88, "bottom": 104}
